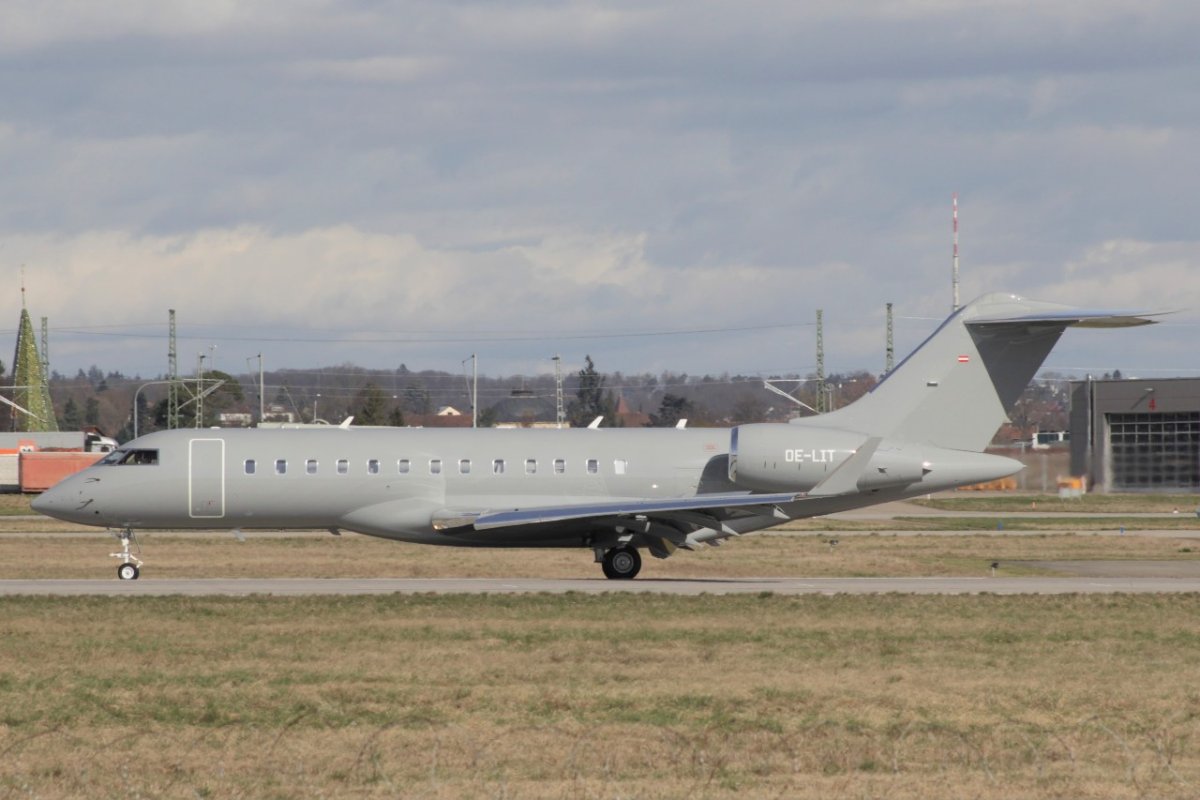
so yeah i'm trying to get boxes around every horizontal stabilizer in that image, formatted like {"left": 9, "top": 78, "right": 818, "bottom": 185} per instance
{"left": 967, "top": 304, "right": 1166, "bottom": 329}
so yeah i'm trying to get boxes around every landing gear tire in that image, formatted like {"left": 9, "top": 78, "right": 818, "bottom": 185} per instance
{"left": 602, "top": 545, "right": 641, "bottom": 580}
{"left": 110, "top": 528, "right": 144, "bottom": 580}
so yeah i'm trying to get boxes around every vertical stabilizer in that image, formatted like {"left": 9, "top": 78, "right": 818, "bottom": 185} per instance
{"left": 800, "top": 293, "right": 1159, "bottom": 452}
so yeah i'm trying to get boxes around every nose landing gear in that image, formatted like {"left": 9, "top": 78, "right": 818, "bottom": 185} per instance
{"left": 110, "top": 528, "right": 143, "bottom": 580}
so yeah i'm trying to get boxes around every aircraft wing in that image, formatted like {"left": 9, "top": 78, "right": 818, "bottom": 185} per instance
{"left": 466, "top": 492, "right": 801, "bottom": 530}
{"left": 432, "top": 442, "right": 900, "bottom": 553}
{"left": 432, "top": 492, "right": 803, "bottom": 555}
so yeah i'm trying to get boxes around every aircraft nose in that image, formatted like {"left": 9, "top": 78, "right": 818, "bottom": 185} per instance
{"left": 31, "top": 485, "right": 61, "bottom": 516}
{"left": 31, "top": 482, "right": 80, "bottom": 522}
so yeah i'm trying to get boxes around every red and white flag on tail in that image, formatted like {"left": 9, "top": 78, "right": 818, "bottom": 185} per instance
{"left": 957, "top": 355, "right": 970, "bottom": 363}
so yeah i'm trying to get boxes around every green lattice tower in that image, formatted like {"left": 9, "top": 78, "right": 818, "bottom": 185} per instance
{"left": 11, "top": 307, "right": 58, "bottom": 432}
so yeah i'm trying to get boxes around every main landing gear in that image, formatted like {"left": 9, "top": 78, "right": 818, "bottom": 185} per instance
{"left": 601, "top": 545, "right": 642, "bottom": 580}
{"left": 110, "top": 528, "right": 143, "bottom": 580}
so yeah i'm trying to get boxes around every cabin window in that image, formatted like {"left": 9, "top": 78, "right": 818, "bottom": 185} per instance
{"left": 430, "top": 459, "right": 442, "bottom": 475}
{"left": 306, "top": 459, "right": 318, "bottom": 475}
{"left": 459, "top": 459, "right": 471, "bottom": 475}
{"left": 493, "top": 459, "right": 506, "bottom": 475}
{"left": 244, "top": 459, "right": 256, "bottom": 475}
{"left": 368, "top": 459, "right": 381, "bottom": 475}
{"left": 337, "top": 459, "right": 349, "bottom": 475}
{"left": 554, "top": 458, "right": 565, "bottom": 475}
{"left": 398, "top": 459, "right": 410, "bottom": 474}
{"left": 275, "top": 459, "right": 287, "bottom": 475}
{"left": 614, "top": 459, "right": 628, "bottom": 475}
{"left": 525, "top": 458, "right": 537, "bottom": 475}
{"left": 586, "top": 458, "right": 599, "bottom": 474}
{"left": 101, "top": 449, "right": 159, "bottom": 466}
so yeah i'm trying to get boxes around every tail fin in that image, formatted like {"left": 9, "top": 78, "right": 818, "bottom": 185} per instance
{"left": 802, "top": 293, "right": 1160, "bottom": 452}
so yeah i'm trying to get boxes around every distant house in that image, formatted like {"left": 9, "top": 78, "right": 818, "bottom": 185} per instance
{"left": 436, "top": 406, "right": 462, "bottom": 416}
{"left": 263, "top": 404, "right": 296, "bottom": 424}
{"left": 218, "top": 412, "right": 254, "bottom": 427}
{"left": 405, "top": 413, "right": 473, "bottom": 428}
{"left": 490, "top": 389, "right": 560, "bottom": 428}
{"left": 614, "top": 394, "right": 650, "bottom": 428}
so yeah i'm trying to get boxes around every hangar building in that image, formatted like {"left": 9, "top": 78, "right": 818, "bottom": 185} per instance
{"left": 1069, "top": 377, "right": 1200, "bottom": 493}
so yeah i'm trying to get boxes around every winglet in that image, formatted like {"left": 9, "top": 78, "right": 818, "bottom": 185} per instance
{"left": 588, "top": 417, "right": 603, "bottom": 429}
{"left": 807, "top": 437, "right": 882, "bottom": 497}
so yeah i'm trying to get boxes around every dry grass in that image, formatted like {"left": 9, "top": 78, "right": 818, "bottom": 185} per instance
{"left": 1, "top": 593, "right": 1199, "bottom": 798}
{"left": 0, "top": 495, "right": 34, "bottom": 515}
{"left": 2, "top": 529, "right": 1200, "bottom": 580}
{"left": 912, "top": 493, "right": 1200, "bottom": 514}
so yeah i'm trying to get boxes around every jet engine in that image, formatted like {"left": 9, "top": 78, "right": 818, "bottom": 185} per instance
{"left": 728, "top": 423, "right": 929, "bottom": 493}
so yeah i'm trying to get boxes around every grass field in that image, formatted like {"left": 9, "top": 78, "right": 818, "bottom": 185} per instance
{"left": 3, "top": 529, "right": 1200, "bottom": 580}
{"left": 2, "top": 593, "right": 1199, "bottom": 798}
{"left": 911, "top": 493, "right": 1200, "bottom": 514}
{"left": 5, "top": 499, "right": 1200, "bottom": 797}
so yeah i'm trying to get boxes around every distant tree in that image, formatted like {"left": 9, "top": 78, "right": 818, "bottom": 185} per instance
{"left": 84, "top": 397, "right": 101, "bottom": 427}
{"left": 61, "top": 397, "right": 83, "bottom": 429}
{"left": 132, "top": 392, "right": 152, "bottom": 438}
{"left": 388, "top": 406, "right": 405, "bottom": 427}
{"left": 569, "top": 355, "right": 611, "bottom": 426}
{"left": 647, "top": 394, "right": 694, "bottom": 427}
{"left": 354, "top": 383, "right": 388, "bottom": 425}
{"left": 403, "top": 384, "right": 432, "bottom": 415}
{"left": 731, "top": 395, "right": 768, "bottom": 424}
{"left": 150, "top": 370, "right": 244, "bottom": 428}
{"left": 477, "top": 405, "right": 498, "bottom": 428}
{"left": 200, "top": 370, "right": 244, "bottom": 425}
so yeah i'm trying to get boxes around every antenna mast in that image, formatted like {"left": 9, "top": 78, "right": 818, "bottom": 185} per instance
{"left": 553, "top": 355, "right": 565, "bottom": 428}
{"left": 815, "top": 309, "right": 826, "bottom": 413}
{"left": 168, "top": 309, "right": 179, "bottom": 429}
{"left": 885, "top": 302, "right": 894, "bottom": 375}
{"left": 952, "top": 192, "right": 960, "bottom": 311}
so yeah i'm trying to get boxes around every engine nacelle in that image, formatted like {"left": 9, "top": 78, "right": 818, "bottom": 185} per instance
{"left": 728, "top": 423, "right": 928, "bottom": 493}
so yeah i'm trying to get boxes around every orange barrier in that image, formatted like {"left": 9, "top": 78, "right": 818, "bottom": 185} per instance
{"left": 955, "top": 477, "right": 1018, "bottom": 491}
{"left": 20, "top": 451, "right": 104, "bottom": 493}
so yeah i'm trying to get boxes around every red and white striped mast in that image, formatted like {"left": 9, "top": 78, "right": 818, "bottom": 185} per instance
{"left": 952, "top": 192, "right": 960, "bottom": 311}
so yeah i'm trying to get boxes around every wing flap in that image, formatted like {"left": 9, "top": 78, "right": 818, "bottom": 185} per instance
{"left": 453, "top": 492, "right": 802, "bottom": 533}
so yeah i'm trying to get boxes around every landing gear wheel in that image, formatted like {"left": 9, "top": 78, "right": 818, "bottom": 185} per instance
{"left": 602, "top": 545, "right": 642, "bottom": 579}
{"left": 109, "top": 528, "right": 144, "bottom": 580}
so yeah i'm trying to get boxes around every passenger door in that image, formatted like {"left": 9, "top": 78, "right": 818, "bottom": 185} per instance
{"left": 189, "top": 438, "right": 225, "bottom": 519}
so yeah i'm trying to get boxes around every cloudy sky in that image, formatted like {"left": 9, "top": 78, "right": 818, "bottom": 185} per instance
{"left": 2, "top": 0, "right": 1197, "bottom": 383}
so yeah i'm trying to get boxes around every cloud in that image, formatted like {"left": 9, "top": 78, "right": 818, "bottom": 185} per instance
{"left": 288, "top": 56, "right": 449, "bottom": 84}
{"left": 1, "top": 1, "right": 1198, "bottom": 381}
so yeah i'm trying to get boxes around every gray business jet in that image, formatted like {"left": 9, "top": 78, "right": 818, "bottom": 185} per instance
{"left": 33, "top": 293, "right": 1158, "bottom": 580}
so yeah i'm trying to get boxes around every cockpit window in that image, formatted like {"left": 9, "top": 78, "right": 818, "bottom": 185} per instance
{"left": 101, "top": 448, "right": 159, "bottom": 466}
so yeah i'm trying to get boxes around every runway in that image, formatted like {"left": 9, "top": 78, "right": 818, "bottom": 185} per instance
{"left": 5, "top": 575, "right": 1200, "bottom": 596}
